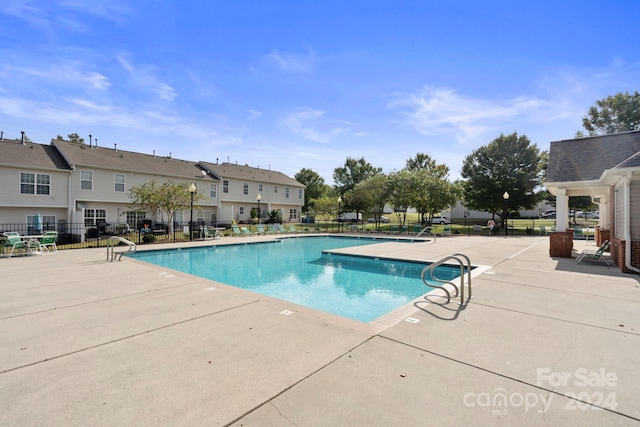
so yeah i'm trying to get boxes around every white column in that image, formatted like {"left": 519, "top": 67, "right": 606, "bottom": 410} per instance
{"left": 555, "top": 188, "right": 569, "bottom": 232}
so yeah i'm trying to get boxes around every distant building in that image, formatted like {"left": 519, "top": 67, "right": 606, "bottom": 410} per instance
{"left": 0, "top": 136, "right": 304, "bottom": 240}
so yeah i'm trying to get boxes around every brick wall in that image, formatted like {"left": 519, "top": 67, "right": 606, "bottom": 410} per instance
{"left": 549, "top": 229, "right": 574, "bottom": 257}
{"left": 610, "top": 237, "right": 640, "bottom": 273}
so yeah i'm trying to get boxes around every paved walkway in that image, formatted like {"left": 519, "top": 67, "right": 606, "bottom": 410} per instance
{"left": 1, "top": 234, "right": 639, "bottom": 426}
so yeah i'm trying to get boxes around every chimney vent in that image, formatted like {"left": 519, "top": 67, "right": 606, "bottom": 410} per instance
{"left": 89, "top": 134, "right": 92, "bottom": 148}
{"left": 21, "top": 131, "right": 25, "bottom": 145}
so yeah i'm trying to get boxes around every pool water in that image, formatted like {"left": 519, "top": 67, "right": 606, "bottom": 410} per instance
{"left": 128, "top": 236, "right": 462, "bottom": 322}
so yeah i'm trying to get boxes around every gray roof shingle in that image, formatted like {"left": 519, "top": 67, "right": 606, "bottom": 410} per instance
{"left": 52, "top": 140, "right": 217, "bottom": 181}
{"left": 547, "top": 130, "right": 640, "bottom": 182}
{"left": 0, "top": 138, "right": 72, "bottom": 171}
{"left": 200, "top": 161, "right": 304, "bottom": 187}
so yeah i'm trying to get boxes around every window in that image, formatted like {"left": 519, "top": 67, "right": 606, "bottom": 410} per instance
{"left": 299, "top": 189, "right": 303, "bottom": 199}
{"left": 285, "top": 187, "right": 290, "bottom": 199}
{"left": 80, "top": 170, "right": 93, "bottom": 190}
{"left": 223, "top": 180, "right": 229, "bottom": 193}
{"left": 210, "top": 183, "right": 217, "bottom": 198}
{"left": 289, "top": 209, "right": 298, "bottom": 220}
{"left": 243, "top": 183, "right": 249, "bottom": 195}
{"left": 258, "top": 184, "right": 263, "bottom": 192}
{"left": 84, "top": 209, "right": 106, "bottom": 226}
{"left": 114, "top": 174, "right": 125, "bottom": 192}
{"left": 126, "top": 211, "right": 146, "bottom": 228}
{"left": 20, "top": 172, "right": 50, "bottom": 195}
{"left": 274, "top": 186, "right": 278, "bottom": 194}
{"left": 27, "top": 215, "right": 56, "bottom": 232}
{"left": 239, "top": 207, "right": 245, "bottom": 215}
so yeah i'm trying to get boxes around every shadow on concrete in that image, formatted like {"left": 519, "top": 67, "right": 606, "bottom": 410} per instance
{"left": 413, "top": 296, "right": 469, "bottom": 321}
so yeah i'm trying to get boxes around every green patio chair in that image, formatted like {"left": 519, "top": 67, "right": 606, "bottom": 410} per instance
{"left": 576, "top": 240, "right": 610, "bottom": 265}
{"left": 1, "top": 232, "right": 29, "bottom": 257}
{"left": 37, "top": 231, "right": 58, "bottom": 254}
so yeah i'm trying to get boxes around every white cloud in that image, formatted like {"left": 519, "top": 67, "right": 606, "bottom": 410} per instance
{"left": 263, "top": 49, "right": 314, "bottom": 73}
{"left": 389, "top": 87, "right": 549, "bottom": 144}
{"left": 281, "top": 107, "right": 349, "bottom": 143}
{"left": 2, "top": 62, "right": 110, "bottom": 91}
{"left": 118, "top": 55, "right": 177, "bottom": 101}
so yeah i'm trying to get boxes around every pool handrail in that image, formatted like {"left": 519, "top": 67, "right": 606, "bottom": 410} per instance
{"left": 107, "top": 236, "right": 137, "bottom": 261}
{"left": 421, "top": 253, "right": 472, "bottom": 305}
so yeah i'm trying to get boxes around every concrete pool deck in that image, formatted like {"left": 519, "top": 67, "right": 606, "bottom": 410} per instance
{"left": 1, "top": 234, "right": 639, "bottom": 426}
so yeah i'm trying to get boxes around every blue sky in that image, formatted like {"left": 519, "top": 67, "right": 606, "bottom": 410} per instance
{"left": 1, "top": 1, "right": 638, "bottom": 184}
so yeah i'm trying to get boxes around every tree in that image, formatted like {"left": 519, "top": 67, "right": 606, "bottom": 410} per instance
{"left": 295, "top": 168, "right": 328, "bottom": 212}
{"left": 405, "top": 152, "right": 449, "bottom": 179}
{"left": 333, "top": 157, "right": 382, "bottom": 204}
{"left": 460, "top": 132, "right": 545, "bottom": 224}
{"left": 129, "top": 180, "right": 202, "bottom": 231}
{"left": 55, "top": 133, "right": 85, "bottom": 144}
{"left": 581, "top": 91, "right": 640, "bottom": 136}
{"left": 310, "top": 196, "right": 339, "bottom": 230}
{"left": 404, "top": 153, "right": 456, "bottom": 224}
{"left": 354, "top": 174, "right": 389, "bottom": 226}
{"left": 386, "top": 170, "right": 414, "bottom": 227}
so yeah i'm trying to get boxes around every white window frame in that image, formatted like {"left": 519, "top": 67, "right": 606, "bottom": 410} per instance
{"left": 20, "top": 172, "right": 51, "bottom": 195}
{"left": 114, "top": 174, "right": 125, "bottom": 192}
{"left": 243, "top": 183, "right": 249, "bottom": 195}
{"left": 223, "top": 180, "right": 229, "bottom": 193}
{"left": 210, "top": 183, "right": 217, "bottom": 198}
{"left": 80, "top": 170, "right": 93, "bottom": 190}
{"left": 299, "top": 189, "right": 303, "bottom": 199}
{"left": 285, "top": 187, "right": 290, "bottom": 199}
{"left": 258, "top": 184, "right": 263, "bottom": 192}
{"left": 84, "top": 208, "right": 106, "bottom": 226}
{"left": 274, "top": 186, "right": 278, "bottom": 194}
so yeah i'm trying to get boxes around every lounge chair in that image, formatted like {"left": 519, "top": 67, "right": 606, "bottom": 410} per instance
{"left": 36, "top": 231, "right": 58, "bottom": 254}
{"left": 202, "top": 226, "right": 216, "bottom": 240}
{"left": 231, "top": 225, "right": 245, "bottom": 236}
{"left": 256, "top": 224, "right": 266, "bottom": 235}
{"left": 576, "top": 240, "right": 611, "bottom": 265}
{"left": 240, "top": 226, "right": 254, "bottom": 236}
{"left": 441, "top": 225, "right": 452, "bottom": 237}
{"left": 287, "top": 225, "right": 299, "bottom": 233}
{"left": 268, "top": 224, "right": 277, "bottom": 234}
{"left": 274, "top": 224, "right": 287, "bottom": 233}
{"left": 1, "top": 232, "right": 29, "bottom": 257}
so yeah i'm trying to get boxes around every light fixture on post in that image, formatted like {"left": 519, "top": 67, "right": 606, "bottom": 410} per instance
{"left": 256, "top": 193, "right": 262, "bottom": 225}
{"left": 189, "top": 182, "right": 197, "bottom": 241}
{"left": 337, "top": 196, "right": 342, "bottom": 233}
{"left": 503, "top": 191, "right": 510, "bottom": 236}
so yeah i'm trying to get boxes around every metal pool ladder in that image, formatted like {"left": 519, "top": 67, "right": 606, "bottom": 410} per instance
{"left": 411, "top": 226, "right": 436, "bottom": 242}
{"left": 107, "top": 236, "right": 137, "bottom": 261}
{"left": 421, "top": 253, "right": 472, "bottom": 305}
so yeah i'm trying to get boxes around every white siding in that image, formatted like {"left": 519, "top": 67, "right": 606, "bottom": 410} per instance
{"left": 631, "top": 180, "right": 640, "bottom": 240}
{"left": 614, "top": 183, "right": 625, "bottom": 240}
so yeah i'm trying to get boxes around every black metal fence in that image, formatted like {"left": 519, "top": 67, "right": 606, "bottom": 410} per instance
{"left": 0, "top": 221, "right": 220, "bottom": 250}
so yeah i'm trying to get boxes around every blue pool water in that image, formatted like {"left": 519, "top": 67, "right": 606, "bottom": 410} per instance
{"left": 128, "top": 236, "right": 462, "bottom": 322}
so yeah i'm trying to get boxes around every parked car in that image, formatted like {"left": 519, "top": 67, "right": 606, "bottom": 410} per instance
{"left": 367, "top": 216, "right": 390, "bottom": 223}
{"left": 541, "top": 210, "right": 556, "bottom": 219}
{"left": 576, "top": 211, "right": 599, "bottom": 219}
{"left": 336, "top": 212, "right": 362, "bottom": 223}
{"left": 430, "top": 216, "right": 451, "bottom": 224}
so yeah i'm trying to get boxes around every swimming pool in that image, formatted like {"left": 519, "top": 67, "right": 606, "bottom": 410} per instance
{"left": 128, "top": 236, "right": 462, "bottom": 322}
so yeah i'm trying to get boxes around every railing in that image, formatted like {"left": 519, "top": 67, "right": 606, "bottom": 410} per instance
{"left": 0, "top": 221, "right": 227, "bottom": 250}
{"left": 107, "top": 236, "right": 137, "bottom": 261}
{"left": 421, "top": 253, "right": 472, "bottom": 305}
{"left": 411, "top": 226, "right": 436, "bottom": 242}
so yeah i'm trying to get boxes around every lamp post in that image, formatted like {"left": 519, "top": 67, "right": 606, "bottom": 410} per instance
{"left": 256, "top": 193, "right": 262, "bottom": 226}
{"left": 337, "top": 196, "right": 342, "bottom": 233}
{"left": 189, "top": 182, "right": 197, "bottom": 241}
{"left": 503, "top": 191, "right": 509, "bottom": 236}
